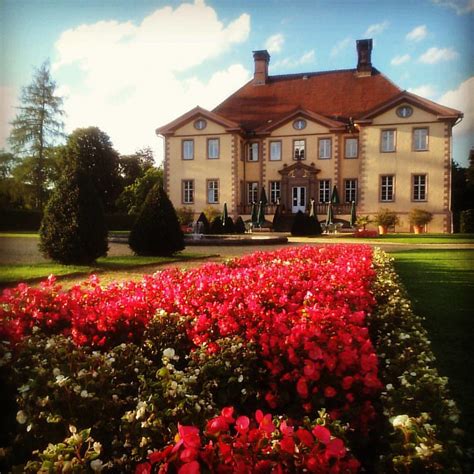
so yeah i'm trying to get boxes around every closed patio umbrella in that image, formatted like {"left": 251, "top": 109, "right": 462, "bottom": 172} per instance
{"left": 222, "top": 202, "right": 228, "bottom": 226}
{"left": 257, "top": 200, "right": 265, "bottom": 227}
{"left": 331, "top": 185, "right": 340, "bottom": 204}
{"left": 350, "top": 201, "right": 357, "bottom": 227}
{"left": 326, "top": 202, "right": 334, "bottom": 226}
{"left": 250, "top": 202, "right": 258, "bottom": 226}
{"left": 309, "top": 198, "right": 316, "bottom": 218}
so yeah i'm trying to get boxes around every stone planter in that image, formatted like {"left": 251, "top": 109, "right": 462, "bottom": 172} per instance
{"left": 413, "top": 225, "right": 424, "bottom": 234}
{"left": 378, "top": 225, "right": 388, "bottom": 235}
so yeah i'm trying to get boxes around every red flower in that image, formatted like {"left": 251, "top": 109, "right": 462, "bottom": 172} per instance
{"left": 235, "top": 416, "right": 250, "bottom": 434}
{"left": 312, "top": 425, "right": 331, "bottom": 444}
{"left": 326, "top": 437, "right": 346, "bottom": 458}
{"left": 135, "top": 462, "right": 151, "bottom": 474}
{"left": 178, "top": 461, "right": 200, "bottom": 474}
{"left": 280, "top": 436, "right": 295, "bottom": 454}
{"left": 295, "top": 428, "right": 314, "bottom": 447}
{"left": 324, "top": 386, "right": 337, "bottom": 398}
{"left": 206, "top": 416, "right": 229, "bottom": 436}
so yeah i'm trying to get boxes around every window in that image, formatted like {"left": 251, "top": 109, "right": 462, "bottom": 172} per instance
{"left": 413, "top": 175, "right": 427, "bottom": 201}
{"left": 194, "top": 119, "right": 207, "bottom": 130}
{"left": 413, "top": 128, "right": 428, "bottom": 151}
{"left": 294, "top": 139, "right": 305, "bottom": 160}
{"left": 248, "top": 143, "right": 259, "bottom": 161}
{"left": 318, "top": 179, "right": 331, "bottom": 203}
{"left": 345, "top": 138, "right": 358, "bottom": 158}
{"left": 318, "top": 138, "right": 332, "bottom": 159}
{"left": 380, "top": 175, "right": 394, "bottom": 202}
{"left": 396, "top": 106, "right": 413, "bottom": 118}
{"left": 207, "top": 179, "right": 219, "bottom": 204}
{"left": 207, "top": 138, "right": 219, "bottom": 159}
{"left": 182, "top": 180, "right": 194, "bottom": 204}
{"left": 247, "top": 182, "right": 259, "bottom": 204}
{"left": 269, "top": 141, "right": 282, "bottom": 161}
{"left": 182, "top": 140, "right": 194, "bottom": 160}
{"left": 293, "top": 119, "right": 307, "bottom": 130}
{"left": 381, "top": 129, "right": 396, "bottom": 152}
{"left": 269, "top": 181, "right": 281, "bottom": 204}
{"left": 344, "top": 179, "right": 357, "bottom": 203}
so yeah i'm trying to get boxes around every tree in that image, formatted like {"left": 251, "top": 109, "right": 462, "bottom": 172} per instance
{"left": 39, "top": 168, "right": 108, "bottom": 264}
{"left": 118, "top": 147, "right": 155, "bottom": 188}
{"left": 65, "top": 127, "right": 121, "bottom": 212}
{"left": 8, "top": 61, "right": 65, "bottom": 209}
{"left": 129, "top": 184, "right": 184, "bottom": 256}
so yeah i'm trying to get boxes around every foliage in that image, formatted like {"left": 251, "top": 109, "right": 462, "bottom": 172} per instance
{"left": 64, "top": 127, "right": 121, "bottom": 212}
{"left": 355, "top": 215, "right": 372, "bottom": 230}
{"left": 234, "top": 216, "right": 246, "bottom": 234}
{"left": 118, "top": 148, "right": 155, "bottom": 188}
{"left": 408, "top": 208, "right": 433, "bottom": 226}
{"left": 39, "top": 169, "right": 108, "bottom": 264}
{"left": 129, "top": 183, "right": 184, "bottom": 256}
{"left": 210, "top": 215, "right": 224, "bottom": 234}
{"left": 374, "top": 208, "right": 399, "bottom": 228}
{"left": 176, "top": 206, "right": 195, "bottom": 226}
{"left": 460, "top": 209, "right": 474, "bottom": 233}
{"left": 203, "top": 205, "right": 220, "bottom": 223}
{"left": 196, "top": 212, "right": 210, "bottom": 234}
{"left": 8, "top": 61, "right": 65, "bottom": 210}
{"left": 354, "top": 229, "right": 378, "bottom": 238}
{"left": 291, "top": 211, "right": 322, "bottom": 236}
{"left": 116, "top": 167, "right": 163, "bottom": 216}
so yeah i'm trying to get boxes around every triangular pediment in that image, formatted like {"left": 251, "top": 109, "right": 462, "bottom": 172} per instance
{"left": 278, "top": 161, "right": 320, "bottom": 177}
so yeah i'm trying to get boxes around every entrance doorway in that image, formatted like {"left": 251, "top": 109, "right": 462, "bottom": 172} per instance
{"left": 292, "top": 186, "right": 306, "bottom": 213}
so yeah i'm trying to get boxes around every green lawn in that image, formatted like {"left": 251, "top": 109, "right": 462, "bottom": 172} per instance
{"left": 391, "top": 249, "right": 474, "bottom": 449}
{"left": 0, "top": 253, "right": 205, "bottom": 285}
{"left": 351, "top": 233, "right": 474, "bottom": 244}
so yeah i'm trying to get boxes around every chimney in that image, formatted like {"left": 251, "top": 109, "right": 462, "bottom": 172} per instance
{"left": 253, "top": 50, "right": 270, "bottom": 85}
{"left": 356, "top": 39, "right": 373, "bottom": 76}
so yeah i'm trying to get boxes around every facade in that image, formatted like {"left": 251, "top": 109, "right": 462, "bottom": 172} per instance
{"left": 156, "top": 39, "right": 463, "bottom": 232}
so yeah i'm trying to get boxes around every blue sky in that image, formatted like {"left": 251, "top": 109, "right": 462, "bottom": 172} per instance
{"left": 1, "top": 0, "right": 473, "bottom": 165}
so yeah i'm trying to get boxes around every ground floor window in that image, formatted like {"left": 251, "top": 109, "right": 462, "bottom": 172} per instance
{"left": 247, "top": 182, "right": 259, "bottom": 204}
{"left": 319, "top": 179, "right": 331, "bottom": 203}
{"left": 380, "top": 175, "right": 394, "bottom": 202}
{"left": 344, "top": 179, "right": 357, "bottom": 203}
{"left": 182, "top": 180, "right": 194, "bottom": 204}
{"left": 207, "top": 179, "right": 219, "bottom": 204}
{"left": 412, "top": 174, "right": 427, "bottom": 201}
{"left": 269, "top": 181, "right": 281, "bottom": 204}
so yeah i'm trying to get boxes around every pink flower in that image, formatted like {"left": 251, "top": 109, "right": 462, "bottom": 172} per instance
{"left": 235, "top": 416, "right": 250, "bottom": 434}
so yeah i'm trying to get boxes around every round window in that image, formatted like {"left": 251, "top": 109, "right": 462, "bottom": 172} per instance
{"left": 396, "top": 106, "right": 413, "bottom": 118}
{"left": 194, "top": 119, "right": 207, "bottom": 130}
{"left": 293, "top": 119, "right": 307, "bottom": 130}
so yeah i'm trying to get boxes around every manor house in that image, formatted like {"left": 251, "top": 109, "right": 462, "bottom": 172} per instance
{"left": 156, "top": 39, "right": 463, "bottom": 232}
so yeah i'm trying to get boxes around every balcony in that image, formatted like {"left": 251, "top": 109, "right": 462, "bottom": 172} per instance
{"left": 236, "top": 203, "right": 353, "bottom": 216}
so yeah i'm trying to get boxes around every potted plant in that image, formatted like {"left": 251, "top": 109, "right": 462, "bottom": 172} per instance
{"left": 355, "top": 215, "right": 372, "bottom": 231}
{"left": 374, "top": 208, "right": 399, "bottom": 235}
{"left": 409, "top": 208, "right": 433, "bottom": 234}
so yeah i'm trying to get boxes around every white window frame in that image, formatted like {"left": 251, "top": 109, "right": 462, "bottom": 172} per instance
{"left": 319, "top": 179, "right": 331, "bottom": 203}
{"left": 381, "top": 129, "right": 396, "bottom": 153}
{"left": 207, "top": 179, "right": 219, "bottom": 204}
{"left": 413, "top": 128, "right": 429, "bottom": 151}
{"left": 269, "top": 181, "right": 281, "bottom": 204}
{"left": 344, "top": 179, "right": 357, "bottom": 203}
{"left": 269, "top": 141, "right": 282, "bottom": 161}
{"left": 207, "top": 138, "right": 219, "bottom": 159}
{"left": 248, "top": 143, "right": 259, "bottom": 162}
{"left": 293, "top": 139, "right": 306, "bottom": 160}
{"left": 345, "top": 137, "right": 358, "bottom": 159}
{"left": 182, "top": 139, "right": 194, "bottom": 160}
{"left": 380, "top": 175, "right": 395, "bottom": 202}
{"left": 412, "top": 174, "right": 427, "bottom": 201}
{"left": 318, "top": 138, "right": 332, "bottom": 159}
{"left": 247, "top": 182, "right": 259, "bottom": 204}
{"left": 182, "top": 180, "right": 194, "bottom": 204}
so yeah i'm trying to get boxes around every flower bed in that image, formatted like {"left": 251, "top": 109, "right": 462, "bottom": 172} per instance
{"left": 0, "top": 245, "right": 465, "bottom": 472}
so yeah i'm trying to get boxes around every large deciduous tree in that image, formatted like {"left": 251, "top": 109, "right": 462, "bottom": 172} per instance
{"left": 8, "top": 61, "right": 65, "bottom": 209}
{"left": 64, "top": 127, "right": 121, "bottom": 212}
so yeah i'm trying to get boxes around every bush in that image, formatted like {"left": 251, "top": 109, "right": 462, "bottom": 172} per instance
{"left": 223, "top": 216, "right": 235, "bottom": 234}
{"left": 203, "top": 205, "right": 220, "bottom": 224}
{"left": 0, "top": 210, "right": 43, "bottom": 231}
{"left": 408, "top": 208, "right": 433, "bottom": 226}
{"left": 460, "top": 209, "right": 474, "bottom": 233}
{"left": 234, "top": 216, "right": 246, "bottom": 234}
{"left": 291, "top": 211, "right": 322, "bottom": 236}
{"left": 129, "top": 184, "right": 184, "bottom": 256}
{"left": 374, "top": 208, "right": 399, "bottom": 228}
{"left": 196, "top": 212, "right": 210, "bottom": 234}
{"left": 210, "top": 216, "right": 224, "bottom": 234}
{"left": 39, "top": 170, "right": 108, "bottom": 264}
{"left": 176, "top": 206, "right": 195, "bottom": 226}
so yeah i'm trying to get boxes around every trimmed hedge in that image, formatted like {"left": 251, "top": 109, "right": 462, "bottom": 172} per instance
{"left": 460, "top": 209, "right": 474, "bottom": 233}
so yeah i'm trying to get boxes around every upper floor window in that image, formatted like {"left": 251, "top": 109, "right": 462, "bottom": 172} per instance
{"left": 269, "top": 141, "right": 282, "bottom": 161}
{"left": 293, "top": 119, "right": 307, "bottom": 130}
{"left": 182, "top": 139, "right": 194, "bottom": 160}
{"left": 381, "top": 129, "right": 396, "bottom": 153}
{"left": 396, "top": 105, "right": 413, "bottom": 118}
{"left": 413, "top": 128, "right": 428, "bottom": 151}
{"left": 318, "top": 138, "right": 332, "bottom": 159}
{"left": 207, "top": 179, "right": 219, "bottom": 204}
{"left": 380, "top": 175, "right": 394, "bottom": 202}
{"left": 269, "top": 181, "right": 281, "bottom": 204}
{"left": 182, "top": 180, "right": 194, "bottom": 204}
{"left": 294, "top": 139, "right": 305, "bottom": 160}
{"left": 247, "top": 182, "right": 259, "bottom": 204}
{"left": 345, "top": 138, "right": 358, "bottom": 158}
{"left": 248, "top": 143, "right": 259, "bottom": 162}
{"left": 413, "top": 174, "right": 427, "bottom": 201}
{"left": 319, "top": 179, "right": 331, "bottom": 203}
{"left": 207, "top": 138, "right": 219, "bottom": 159}
{"left": 194, "top": 119, "right": 207, "bottom": 130}
{"left": 344, "top": 179, "right": 357, "bottom": 203}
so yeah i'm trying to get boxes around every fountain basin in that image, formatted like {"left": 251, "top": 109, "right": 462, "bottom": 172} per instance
{"left": 184, "top": 234, "right": 288, "bottom": 246}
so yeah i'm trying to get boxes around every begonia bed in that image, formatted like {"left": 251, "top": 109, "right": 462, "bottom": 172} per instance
{"left": 0, "top": 245, "right": 465, "bottom": 472}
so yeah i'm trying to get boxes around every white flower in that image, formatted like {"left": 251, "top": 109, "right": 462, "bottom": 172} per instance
{"left": 163, "top": 348, "right": 176, "bottom": 359}
{"left": 90, "top": 459, "right": 104, "bottom": 472}
{"left": 391, "top": 414, "right": 411, "bottom": 428}
{"left": 53, "top": 368, "right": 61, "bottom": 376}
{"left": 80, "top": 390, "right": 89, "bottom": 398}
{"left": 55, "top": 374, "right": 69, "bottom": 386}
{"left": 385, "top": 383, "right": 393, "bottom": 391}
{"left": 16, "top": 410, "right": 27, "bottom": 424}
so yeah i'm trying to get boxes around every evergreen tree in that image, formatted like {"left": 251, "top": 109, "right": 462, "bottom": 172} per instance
{"left": 129, "top": 184, "right": 184, "bottom": 256}
{"left": 39, "top": 169, "right": 108, "bottom": 264}
{"left": 234, "top": 216, "right": 246, "bottom": 234}
{"left": 8, "top": 61, "right": 65, "bottom": 209}
{"left": 196, "top": 212, "right": 210, "bottom": 234}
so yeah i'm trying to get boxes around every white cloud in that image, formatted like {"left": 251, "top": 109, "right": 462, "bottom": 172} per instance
{"left": 0, "top": 86, "right": 19, "bottom": 150}
{"left": 273, "top": 50, "right": 315, "bottom": 70}
{"left": 265, "top": 34, "right": 284, "bottom": 54}
{"left": 408, "top": 84, "right": 437, "bottom": 99}
{"left": 431, "top": 0, "right": 474, "bottom": 14}
{"left": 419, "top": 46, "right": 459, "bottom": 63}
{"left": 363, "top": 21, "right": 389, "bottom": 37}
{"left": 330, "top": 37, "right": 352, "bottom": 57}
{"left": 51, "top": 0, "right": 251, "bottom": 162}
{"left": 406, "top": 25, "right": 428, "bottom": 42}
{"left": 391, "top": 54, "right": 411, "bottom": 66}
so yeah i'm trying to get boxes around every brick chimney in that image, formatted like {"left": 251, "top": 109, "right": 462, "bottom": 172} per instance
{"left": 356, "top": 39, "right": 373, "bottom": 76}
{"left": 253, "top": 50, "right": 270, "bottom": 85}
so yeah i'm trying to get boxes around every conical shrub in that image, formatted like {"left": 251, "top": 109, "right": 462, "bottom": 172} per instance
{"left": 129, "top": 184, "right": 184, "bottom": 256}
{"left": 39, "top": 169, "right": 108, "bottom": 264}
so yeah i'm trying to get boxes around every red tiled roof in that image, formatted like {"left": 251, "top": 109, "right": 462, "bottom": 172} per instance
{"left": 213, "top": 68, "right": 403, "bottom": 131}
